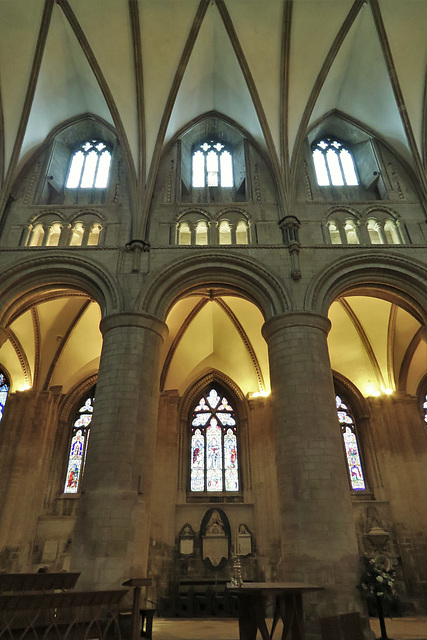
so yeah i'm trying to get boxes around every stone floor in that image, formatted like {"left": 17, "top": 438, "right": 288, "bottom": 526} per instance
{"left": 149, "top": 617, "right": 427, "bottom": 640}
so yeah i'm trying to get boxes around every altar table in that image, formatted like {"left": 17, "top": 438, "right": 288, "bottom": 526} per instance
{"left": 227, "top": 582, "right": 323, "bottom": 640}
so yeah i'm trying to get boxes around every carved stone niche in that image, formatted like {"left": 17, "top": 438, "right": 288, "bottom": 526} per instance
{"left": 237, "top": 523, "right": 253, "bottom": 557}
{"left": 178, "top": 523, "right": 196, "bottom": 556}
{"left": 200, "top": 508, "right": 231, "bottom": 570}
{"left": 353, "top": 502, "right": 398, "bottom": 565}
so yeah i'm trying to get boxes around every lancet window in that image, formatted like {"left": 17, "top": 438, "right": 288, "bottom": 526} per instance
{"left": 0, "top": 371, "right": 10, "bottom": 422}
{"left": 66, "top": 140, "right": 111, "bottom": 189}
{"left": 336, "top": 395, "right": 366, "bottom": 491}
{"left": 190, "top": 387, "right": 239, "bottom": 493}
{"left": 422, "top": 393, "right": 427, "bottom": 427}
{"left": 63, "top": 389, "right": 95, "bottom": 494}
{"left": 312, "top": 138, "right": 358, "bottom": 187}
{"left": 192, "top": 142, "right": 233, "bottom": 188}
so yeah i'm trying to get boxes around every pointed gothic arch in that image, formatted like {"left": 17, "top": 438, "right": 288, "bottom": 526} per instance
{"left": 178, "top": 371, "right": 250, "bottom": 498}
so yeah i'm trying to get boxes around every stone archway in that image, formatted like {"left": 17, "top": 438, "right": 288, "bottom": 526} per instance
{"left": 137, "top": 251, "right": 292, "bottom": 322}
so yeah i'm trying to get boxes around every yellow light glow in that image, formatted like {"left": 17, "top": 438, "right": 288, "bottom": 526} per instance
{"left": 365, "top": 384, "right": 379, "bottom": 397}
{"left": 248, "top": 391, "right": 270, "bottom": 399}
{"left": 383, "top": 388, "right": 393, "bottom": 395}
{"left": 372, "top": 390, "right": 381, "bottom": 397}
{"left": 19, "top": 383, "right": 31, "bottom": 391}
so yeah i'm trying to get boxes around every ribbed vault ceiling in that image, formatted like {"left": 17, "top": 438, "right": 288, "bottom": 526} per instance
{"left": 2, "top": 293, "right": 425, "bottom": 400}
{"left": 1, "top": 0, "right": 426, "bottom": 233}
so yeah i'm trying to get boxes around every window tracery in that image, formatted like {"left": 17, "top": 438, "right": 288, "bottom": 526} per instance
{"left": 63, "top": 389, "right": 95, "bottom": 494}
{"left": 190, "top": 387, "right": 239, "bottom": 493}
{"left": 312, "top": 138, "right": 358, "bottom": 187}
{"left": 192, "top": 142, "right": 233, "bottom": 188}
{"left": 66, "top": 141, "right": 111, "bottom": 190}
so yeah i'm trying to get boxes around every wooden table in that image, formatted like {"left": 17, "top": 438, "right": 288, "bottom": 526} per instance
{"left": 227, "top": 582, "right": 323, "bottom": 640}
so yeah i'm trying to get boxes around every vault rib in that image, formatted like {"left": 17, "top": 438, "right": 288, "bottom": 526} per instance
{"left": 57, "top": 0, "right": 138, "bottom": 227}
{"left": 160, "top": 298, "right": 209, "bottom": 391}
{"left": 289, "top": 0, "right": 364, "bottom": 204}
{"left": 6, "top": 327, "right": 32, "bottom": 390}
{"left": 43, "top": 299, "right": 92, "bottom": 391}
{"left": 138, "top": 0, "right": 211, "bottom": 240}
{"left": 0, "top": 0, "right": 54, "bottom": 223}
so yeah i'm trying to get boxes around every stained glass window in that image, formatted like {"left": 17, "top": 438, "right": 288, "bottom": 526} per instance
{"left": 190, "top": 387, "right": 239, "bottom": 492}
{"left": 192, "top": 142, "right": 233, "bottom": 188}
{"left": 0, "top": 372, "right": 10, "bottom": 422}
{"left": 423, "top": 394, "right": 427, "bottom": 426}
{"left": 312, "top": 138, "right": 358, "bottom": 187}
{"left": 66, "top": 140, "right": 111, "bottom": 189}
{"left": 64, "top": 390, "right": 95, "bottom": 494}
{"left": 336, "top": 395, "right": 366, "bottom": 491}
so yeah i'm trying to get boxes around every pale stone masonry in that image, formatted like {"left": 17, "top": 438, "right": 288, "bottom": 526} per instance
{"left": 0, "top": 5, "right": 426, "bottom": 639}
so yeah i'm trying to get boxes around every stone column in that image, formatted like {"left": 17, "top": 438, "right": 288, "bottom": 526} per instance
{"left": 71, "top": 312, "right": 167, "bottom": 590}
{"left": 0, "top": 388, "right": 62, "bottom": 571}
{"left": 262, "top": 312, "right": 364, "bottom": 621}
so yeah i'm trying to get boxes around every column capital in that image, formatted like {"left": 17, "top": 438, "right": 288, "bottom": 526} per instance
{"left": 100, "top": 311, "right": 168, "bottom": 340}
{"left": 262, "top": 311, "right": 331, "bottom": 342}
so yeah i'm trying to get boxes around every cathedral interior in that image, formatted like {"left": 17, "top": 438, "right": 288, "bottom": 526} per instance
{"left": 0, "top": 0, "right": 427, "bottom": 636}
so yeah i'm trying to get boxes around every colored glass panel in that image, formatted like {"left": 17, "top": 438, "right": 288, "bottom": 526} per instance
{"left": 190, "top": 387, "right": 239, "bottom": 493}
{"left": 217, "top": 413, "right": 236, "bottom": 426}
{"left": 206, "top": 418, "right": 222, "bottom": 492}
{"left": 225, "top": 469, "right": 239, "bottom": 491}
{"left": 336, "top": 395, "right": 366, "bottom": 491}
{"left": 191, "top": 430, "right": 204, "bottom": 469}
{"left": 0, "top": 372, "right": 10, "bottom": 422}
{"left": 224, "top": 429, "right": 238, "bottom": 470}
{"left": 192, "top": 412, "right": 211, "bottom": 426}
{"left": 207, "top": 389, "right": 220, "bottom": 409}
{"left": 64, "top": 392, "right": 95, "bottom": 494}
{"left": 194, "top": 397, "right": 208, "bottom": 411}
{"left": 219, "top": 397, "right": 233, "bottom": 411}
{"left": 191, "top": 469, "right": 204, "bottom": 492}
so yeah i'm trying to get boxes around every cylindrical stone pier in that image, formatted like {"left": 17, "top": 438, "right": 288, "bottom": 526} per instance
{"left": 71, "top": 311, "right": 167, "bottom": 590}
{"left": 262, "top": 312, "right": 365, "bottom": 622}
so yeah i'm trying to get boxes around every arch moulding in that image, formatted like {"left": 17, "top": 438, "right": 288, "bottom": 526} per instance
{"left": 305, "top": 252, "right": 427, "bottom": 324}
{"left": 0, "top": 253, "right": 123, "bottom": 327}
{"left": 138, "top": 251, "right": 292, "bottom": 322}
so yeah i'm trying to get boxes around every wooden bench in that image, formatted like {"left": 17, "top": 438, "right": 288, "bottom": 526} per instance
{"left": 0, "top": 572, "right": 80, "bottom": 593}
{"left": 0, "top": 572, "right": 128, "bottom": 640}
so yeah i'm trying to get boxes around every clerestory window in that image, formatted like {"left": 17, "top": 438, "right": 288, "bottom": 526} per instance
{"left": 336, "top": 395, "right": 366, "bottom": 491}
{"left": 63, "top": 388, "right": 95, "bottom": 494}
{"left": 192, "top": 141, "right": 233, "bottom": 188}
{"left": 312, "top": 138, "right": 358, "bottom": 187}
{"left": 66, "top": 140, "right": 111, "bottom": 189}
{"left": 190, "top": 387, "right": 239, "bottom": 493}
